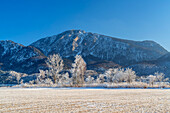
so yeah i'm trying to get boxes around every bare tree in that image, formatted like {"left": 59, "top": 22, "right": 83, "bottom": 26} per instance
{"left": 46, "top": 54, "right": 64, "bottom": 84}
{"left": 71, "top": 55, "right": 86, "bottom": 86}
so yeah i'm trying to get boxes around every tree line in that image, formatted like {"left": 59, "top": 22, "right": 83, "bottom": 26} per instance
{"left": 9, "top": 54, "right": 169, "bottom": 87}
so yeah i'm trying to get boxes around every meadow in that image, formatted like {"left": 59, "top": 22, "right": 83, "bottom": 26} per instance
{"left": 0, "top": 88, "right": 169, "bottom": 113}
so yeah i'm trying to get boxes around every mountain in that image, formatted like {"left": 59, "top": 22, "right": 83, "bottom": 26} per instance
{"left": 0, "top": 40, "right": 47, "bottom": 74}
{"left": 31, "top": 30, "right": 168, "bottom": 66}
{"left": 129, "top": 52, "right": 170, "bottom": 78}
{"left": 0, "top": 30, "right": 169, "bottom": 78}
{"left": 157, "top": 52, "right": 170, "bottom": 61}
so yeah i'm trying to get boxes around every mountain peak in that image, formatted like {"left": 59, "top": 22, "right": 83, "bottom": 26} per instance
{"left": 63, "top": 29, "right": 86, "bottom": 34}
{"left": 30, "top": 30, "right": 168, "bottom": 66}
{"left": 0, "top": 40, "right": 24, "bottom": 47}
{"left": 0, "top": 30, "right": 170, "bottom": 77}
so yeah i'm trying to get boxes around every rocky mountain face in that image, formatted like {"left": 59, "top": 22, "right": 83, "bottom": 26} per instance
{"left": 129, "top": 52, "right": 170, "bottom": 78}
{"left": 31, "top": 30, "right": 168, "bottom": 66}
{"left": 0, "top": 40, "right": 47, "bottom": 74}
{"left": 0, "top": 30, "right": 169, "bottom": 78}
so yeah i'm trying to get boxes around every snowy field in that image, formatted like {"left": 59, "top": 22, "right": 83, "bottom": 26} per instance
{"left": 0, "top": 88, "right": 170, "bottom": 113}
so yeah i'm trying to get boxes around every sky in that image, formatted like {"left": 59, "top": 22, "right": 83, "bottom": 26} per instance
{"left": 0, "top": 0, "right": 170, "bottom": 51}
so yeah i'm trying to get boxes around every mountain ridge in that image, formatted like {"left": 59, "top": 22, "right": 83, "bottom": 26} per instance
{"left": 0, "top": 40, "right": 47, "bottom": 74}
{"left": 0, "top": 30, "right": 169, "bottom": 78}
{"left": 30, "top": 30, "right": 168, "bottom": 66}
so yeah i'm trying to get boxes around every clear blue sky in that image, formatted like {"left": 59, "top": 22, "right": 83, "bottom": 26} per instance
{"left": 0, "top": 0, "right": 170, "bottom": 51}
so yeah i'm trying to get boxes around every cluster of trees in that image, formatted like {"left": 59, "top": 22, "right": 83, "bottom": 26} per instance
{"left": 9, "top": 71, "right": 26, "bottom": 84}
{"left": 37, "top": 54, "right": 86, "bottom": 86}
{"left": 141, "top": 72, "right": 169, "bottom": 86}
{"left": 7, "top": 54, "right": 169, "bottom": 87}
{"left": 37, "top": 54, "right": 137, "bottom": 86}
{"left": 99, "top": 68, "right": 136, "bottom": 84}
{"left": 35, "top": 54, "right": 169, "bottom": 87}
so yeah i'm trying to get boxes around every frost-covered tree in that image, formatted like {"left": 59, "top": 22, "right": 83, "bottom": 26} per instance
{"left": 10, "top": 71, "right": 21, "bottom": 84}
{"left": 154, "top": 72, "right": 165, "bottom": 87}
{"left": 163, "top": 78, "right": 169, "bottom": 82}
{"left": 39, "top": 70, "right": 46, "bottom": 79}
{"left": 112, "top": 68, "right": 125, "bottom": 83}
{"left": 147, "top": 75, "right": 156, "bottom": 86}
{"left": 154, "top": 72, "right": 164, "bottom": 82}
{"left": 71, "top": 55, "right": 86, "bottom": 86}
{"left": 96, "top": 74, "right": 105, "bottom": 84}
{"left": 58, "top": 72, "right": 71, "bottom": 86}
{"left": 139, "top": 76, "right": 147, "bottom": 83}
{"left": 85, "top": 70, "right": 98, "bottom": 77}
{"left": 46, "top": 54, "right": 64, "bottom": 84}
{"left": 29, "top": 80, "right": 35, "bottom": 85}
{"left": 44, "top": 78, "right": 53, "bottom": 85}
{"left": 37, "top": 70, "right": 46, "bottom": 84}
{"left": 37, "top": 69, "right": 55, "bottom": 85}
{"left": 104, "top": 68, "right": 126, "bottom": 83}
{"left": 98, "top": 68, "right": 128, "bottom": 84}
{"left": 104, "top": 68, "right": 116, "bottom": 83}
{"left": 124, "top": 68, "right": 136, "bottom": 83}
{"left": 85, "top": 76, "right": 94, "bottom": 84}
{"left": 20, "top": 79, "right": 23, "bottom": 84}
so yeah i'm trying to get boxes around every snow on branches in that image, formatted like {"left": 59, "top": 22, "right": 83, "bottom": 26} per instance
{"left": 46, "top": 54, "right": 64, "bottom": 84}
{"left": 71, "top": 55, "right": 86, "bottom": 86}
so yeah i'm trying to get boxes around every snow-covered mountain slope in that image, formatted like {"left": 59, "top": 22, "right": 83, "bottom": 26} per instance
{"left": 0, "top": 40, "right": 47, "bottom": 74}
{"left": 0, "top": 30, "right": 169, "bottom": 78}
{"left": 129, "top": 52, "right": 170, "bottom": 78}
{"left": 31, "top": 30, "right": 168, "bottom": 66}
